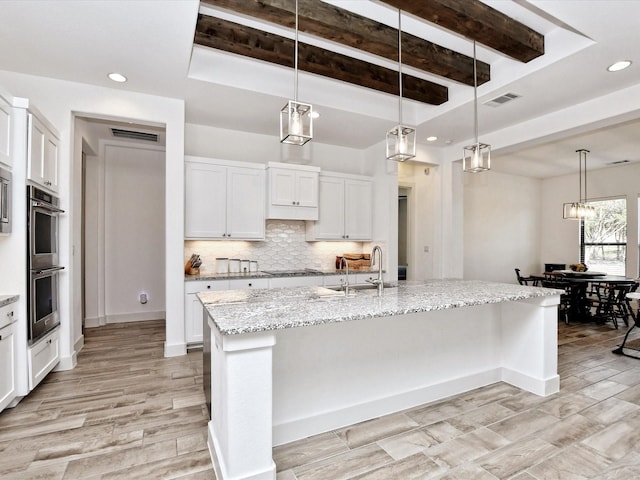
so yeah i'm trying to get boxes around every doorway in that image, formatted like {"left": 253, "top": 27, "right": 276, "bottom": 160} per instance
{"left": 75, "top": 116, "right": 166, "bottom": 339}
{"left": 398, "top": 186, "right": 411, "bottom": 280}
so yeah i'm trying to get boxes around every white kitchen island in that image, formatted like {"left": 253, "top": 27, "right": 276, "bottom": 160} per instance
{"left": 199, "top": 280, "right": 561, "bottom": 480}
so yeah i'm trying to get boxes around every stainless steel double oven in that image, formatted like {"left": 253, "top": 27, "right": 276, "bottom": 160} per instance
{"left": 27, "top": 185, "right": 64, "bottom": 344}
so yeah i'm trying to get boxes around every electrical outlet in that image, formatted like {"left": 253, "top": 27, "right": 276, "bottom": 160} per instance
{"left": 423, "top": 246, "right": 430, "bottom": 253}
{"left": 139, "top": 293, "right": 148, "bottom": 304}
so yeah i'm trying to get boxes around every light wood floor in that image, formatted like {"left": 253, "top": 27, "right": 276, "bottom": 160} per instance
{"left": 2, "top": 319, "right": 640, "bottom": 479}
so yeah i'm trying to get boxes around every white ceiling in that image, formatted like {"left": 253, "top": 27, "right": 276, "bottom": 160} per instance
{"left": 0, "top": 0, "right": 638, "bottom": 178}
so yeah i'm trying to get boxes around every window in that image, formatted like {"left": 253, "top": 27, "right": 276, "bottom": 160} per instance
{"left": 580, "top": 198, "right": 627, "bottom": 276}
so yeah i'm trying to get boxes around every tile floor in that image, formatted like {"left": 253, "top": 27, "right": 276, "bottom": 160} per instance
{"left": 2, "top": 319, "right": 640, "bottom": 479}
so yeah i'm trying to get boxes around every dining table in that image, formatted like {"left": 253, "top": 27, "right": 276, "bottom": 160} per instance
{"left": 532, "top": 270, "right": 637, "bottom": 324}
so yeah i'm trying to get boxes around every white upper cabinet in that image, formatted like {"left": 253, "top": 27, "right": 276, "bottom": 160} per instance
{"left": 27, "top": 112, "right": 59, "bottom": 193}
{"left": 306, "top": 172, "right": 373, "bottom": 241}
{"left": 0, "top": 95, "right": 11, "bottom": 168}
{"left": 185, "top": 157, "right": 265, "bottom": 240}
{"left": 266, "top": 162, "right": 319, "bottom": 220}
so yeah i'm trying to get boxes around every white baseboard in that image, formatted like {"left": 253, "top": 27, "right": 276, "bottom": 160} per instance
{"left": 164, "top": 341, "right": 187, "bottom": 357}
{"left": 85, "top": 312, "right": 165, "bottom": 328}
{"left": 106, "top": 311, "right": 165, "bottom": 323}
{"left": 273, "top": 368, "right": 503, "bottom": 446}
{"left": 84, "top": 316, "right": 106, "bottom": 328}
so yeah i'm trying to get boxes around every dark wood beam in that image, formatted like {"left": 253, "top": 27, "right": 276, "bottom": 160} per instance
{"left": 200, "top": 0, "right": 489, "bottom": 86}
{"left": 380, "top": 0, "right": 544, "bottom": 63}
{"left": 195, "top": 15, "right": 449, "bottom": 105}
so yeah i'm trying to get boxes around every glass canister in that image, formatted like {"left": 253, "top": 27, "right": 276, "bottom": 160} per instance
{"left": 216, "top": 258, "right": 229, "bottom": 274}
{"left": 240, "top": 260, "right": 250, "bottom": 273}
{"left": 229, "top": 258, "right": 241, "bottom": 273}
{"left": 250, "top": 260, "right": 258, "bottom": 272}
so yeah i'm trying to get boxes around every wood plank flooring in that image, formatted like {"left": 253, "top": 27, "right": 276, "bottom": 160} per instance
{"left": 2, "top": 319, "right": 640, "bottom": 479}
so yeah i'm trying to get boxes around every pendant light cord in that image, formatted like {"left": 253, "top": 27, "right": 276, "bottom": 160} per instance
{"left": 398, "top": 9, "right": 402, "bottom": 126}
{"left": 473, "top": 40, "right": 479, "bottom": 146}
{"left": 294, "top": 0, "right": 299, "bottom": 102}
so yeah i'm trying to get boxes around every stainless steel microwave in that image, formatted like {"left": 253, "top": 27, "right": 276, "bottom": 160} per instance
{"left": 0, "top": 166, "right": 11, "bottom": 234}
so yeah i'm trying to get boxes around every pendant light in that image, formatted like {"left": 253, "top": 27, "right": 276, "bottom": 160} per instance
{"left": 386, "top": 9, "right": 416, "bottom": 162}
{"left": 563, "top": 149, "right": 596, "bottom": 219}
{"left": 280, "top": 0, "right": 313, "bottom": 145}
{"left": 463, "top": 41, "right": 491, "bottom": 173}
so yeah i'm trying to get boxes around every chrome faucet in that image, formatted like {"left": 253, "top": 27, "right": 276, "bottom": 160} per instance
{"left": 339, "top": 257, "right": 351, "bottom": 296}
{"left": 368, "top": 245, "right": 384, "bottom": 296}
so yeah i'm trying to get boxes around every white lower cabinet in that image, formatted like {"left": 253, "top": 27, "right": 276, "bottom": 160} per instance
{"left": 228, "top": 278, "right": 269, "bottom": 290}
{"left": 185, "top": 281, "right": 229, "bottom": 345}
{"left": 28, "top": 327, "right": 60, "bottom": 390}
{"left": 268, "top": 276, "right": 324, "bottom": 288}
{"left": 0, "top": 321, "right": 16, "bottom": 412}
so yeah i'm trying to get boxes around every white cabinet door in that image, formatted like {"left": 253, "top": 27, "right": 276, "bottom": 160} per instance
{"left": 27, "top": 113, "right": 59, "bottom": 192}
{"left": 308, "top": 175, "right": 345, "bottom": 240}
{"left": 185, "top": 162, "right": 227, "bottom": 238}
{"left": 0, "top": 96, "right": 11, "bottom": 168}
{"left": 344, "top": 179, "right": 373, "bottom": 240}
{"left": 0, "top": 322, "right": 15, "bottom": 412}
{"left": 296, "top": 171, "right": 319, "bottom": 208}
{"left": 28, "top": 328, "right": 59, "bottom": 390}
{"left": 227, "top": 167, "right": 265, "bottom": 239}
{"left": 269, "top": 168, "right": 297, "bottom": 206}
{"left": 185, "top": 280, "right": 229, "bottom": 344}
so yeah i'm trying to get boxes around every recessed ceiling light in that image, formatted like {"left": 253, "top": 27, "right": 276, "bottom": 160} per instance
{"left": 607, "top": 61, "right": 631, "bottom": 72}
{"left": 426, "top": 136, "right": 438, "bottom": 142}
{"left": 108, "top": 72, "right": 127, "bottom": 83}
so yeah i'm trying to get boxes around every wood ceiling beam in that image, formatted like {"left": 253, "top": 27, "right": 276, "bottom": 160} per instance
{"left": 195, "top": 15, "right": 449, "bottom": 105}
{"left": 200, "top": 0, "right": 490, "bottom": 86}
{"left": 380, "top": 0, "right": 544, "bottom": 63}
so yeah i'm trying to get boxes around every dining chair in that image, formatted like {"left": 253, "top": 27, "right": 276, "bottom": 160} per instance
{"left": 591, "top": 281, "right": 638, "bottom": 329}
{"left": 541, "top": 277, "right": 572, "bottom": 323}
{"left": 613, "top": 290, "right": 640, "bottom": 358}
{"left": 515, "top": 268, "right": 539, "bottom": 286}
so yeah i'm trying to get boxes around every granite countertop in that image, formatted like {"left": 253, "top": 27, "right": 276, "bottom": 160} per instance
{"left": 0, "top": 295, "right": 19, "bottom": 308}
{"left": 199, "top": 279, "right": 561, "bottom": 336}
{"left": 185, "top": 267, "right": 382, "bottom": 281}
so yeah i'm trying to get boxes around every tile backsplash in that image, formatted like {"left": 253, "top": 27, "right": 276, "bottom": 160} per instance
{"left": 185, "top": 220, "right": 382, "bottom": 273}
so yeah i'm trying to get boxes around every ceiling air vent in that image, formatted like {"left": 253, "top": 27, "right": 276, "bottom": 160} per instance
{"left": 484, "top": 92, "right": 521, "bottom": 107}
{"left": 111, "top": 128, "right": 158, "bottom": 142}
{"left": 607, "top": 159, "right": 631, "bottom": 165}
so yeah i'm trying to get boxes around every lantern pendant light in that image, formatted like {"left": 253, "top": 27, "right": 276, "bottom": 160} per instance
{"left": 563, "top": 149, "right": 596, "bottom": 219}
{"left": 386, "top": 9, "right": 416, "bottom": 162}
{"left": 280, "top": 0, "right": 313, "bottom": 145}
{"left": 463, "top": 41, "right": 491, "bottom": 173}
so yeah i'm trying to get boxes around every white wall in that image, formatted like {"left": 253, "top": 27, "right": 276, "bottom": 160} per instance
{"left": 541, "top": 162, "right": 640, "bottom": 277}
{"left": 0, "top": 70, "right": 185, "bottom": 365}
{"left": 464, "top": 169, "right": 542, "bottom": 283}
{"left": 398, "top": 162, "right": 441, "bottom": 280}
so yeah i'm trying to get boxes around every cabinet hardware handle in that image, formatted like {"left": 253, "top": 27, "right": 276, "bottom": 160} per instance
{"left": 207, "top": 285, "right": 211, "bottom": 289}
{"left": 0, "top": 335, "right": 2, "bottom": 340}
{"left": 248, "top": 283, "right": 252, "bottom": 287}
{"left": 292, "top": 201, "right": 296, "bottom": 205}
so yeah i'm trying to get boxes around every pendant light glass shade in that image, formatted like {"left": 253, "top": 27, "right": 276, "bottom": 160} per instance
{"left": 563, "top": 149, "right": 596, "bottom": 219}
{"left": 280, "top": 0, "right": 313, "bottom": 145}
{"left": 386, "top": 125, "right": 416, "bottom": 162}
{"left": 463, "top": 142, "right": 491, "bottom": 173}
{"left": 280, "top": 100, "right": 312, "bottom": 145}
{"left": 386, "top": 9, "right": 416, "bottom": 162}
{"left": 463, "top": 41, "right": 490, "bottom": 173}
